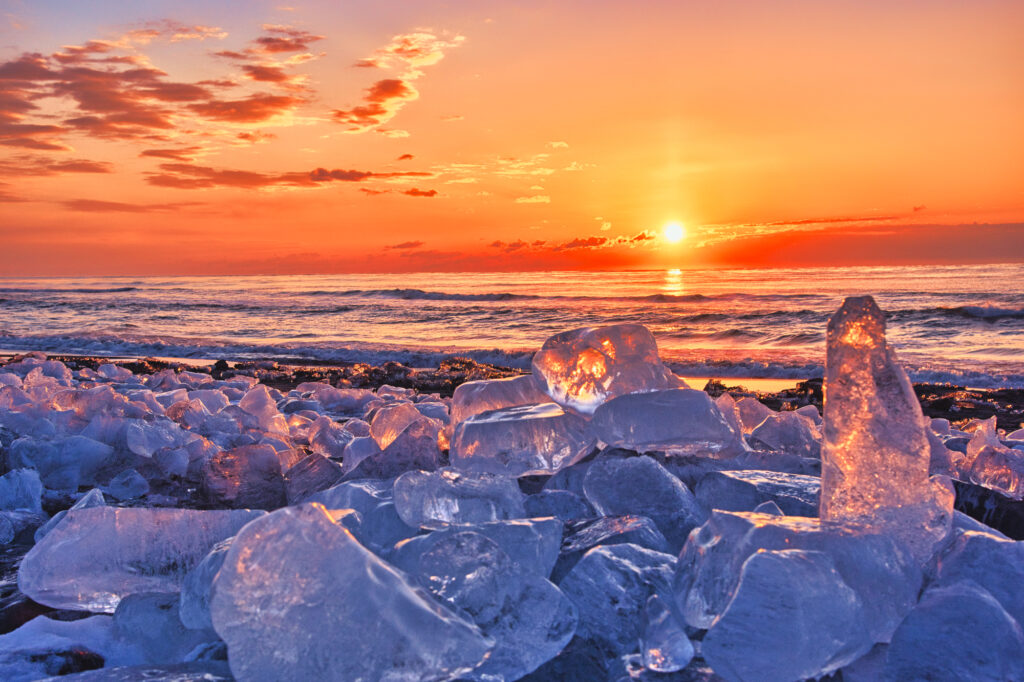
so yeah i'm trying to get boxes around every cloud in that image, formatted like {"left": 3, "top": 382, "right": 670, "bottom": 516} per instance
{"left": 547, "top": 141, "right": 569, "bottom": 149}
{"left": 0, "top": 155, "right": 113, "bottom": 176}
{"left": 376, "top": 128, "right": 409, "bottom": 138}
{"left": 236, "top": 130, "right": 276, "bottom": 144}
{"left": 515, "top": 195, "right": 550, "bottom": 203}
{"left": 397, "top": 153, "right": 414, "bottom": 161}
{"left": 145, "top": 162, "right": 314, "bottom": 189}
{"left": 558, "top": 236, "right": 607, "bottom": 250}
{"left": 309, "top": 167, "right": 432, "bottom": 182}
{"left": 334, "top": 32, "right": 464, "bottom": 134}
{"left": 385, "top": 240, "right": 424, "bottom": 249}
{"left": 240, "top": 64, "right": 292, "bottom": 83}
{"left": 188, "top": 93, "right": 304, "bottom": 123}
{"left": 332, "top": 78, "right": 417, "bottom": 132}
{"left": 254, "top": 25, "right": 324, "bottom": 54}
{"left": 140, "top": 146, "right": 202, "bottom": 161}
{"left": 402, "top": 188, "right": 436, "bottom": 197}
{"left": 358, "top": 32, "right": 465, "bottom": 75}
{"left": 360, "top": 188, "right": 389, "bottom": 195}
{"left": 913, "top": 205, "right": 927, "bottom": 212}
{"left": 61, "top": 199, "right": 201, "bottom": 212}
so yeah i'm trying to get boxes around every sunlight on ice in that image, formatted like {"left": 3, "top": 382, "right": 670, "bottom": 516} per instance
{"left": 820, "top": 296, "right": 954, "bottom": 561}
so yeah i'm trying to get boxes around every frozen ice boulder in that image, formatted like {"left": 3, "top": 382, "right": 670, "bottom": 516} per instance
{"left": 179, "top": 539, "right": 232, "bottom": 631}
{"left": 641, "top": 594, "right": 693, "bottom": 673}
{"left": 0, "top": 469, "right": 43, "bottom": 513}
{"left": 392, "top": 517, "right": 563, "bottom": 579}
{"left": 524, "top": 489, "right": 594, "bottom": 522}
{"left": 283, "top": 453, "right": 344, "bottom": 504}
{"left": 702, "top": 549, "right": 869, "bottom": 682}
{"left": 451, "top": 403, "right": 594, "bottom": 476}
{"left": 20, "top": 507, "right": 264, "bottom": 612}
{"left": 675, "top": 510, "right": 921, "bottom": 645}
{"left": 969, "top": 442, "right": 1024, "bottom": 500}
{"left": 394, "top": 468, "right": 526, "bottom": 527}
{"left": 591, "top": 389, "right": 744, "bottom": 456}
{"left": 345, "top": 418, "right": 443, "bottom": 479}
{"left": 583, "top": 456, "right": 706, "bottom": 551}
{"left": 104, "top": 469, "right": 149, "bottom": 501}
{"left": 451, "top": 375, "right": 550, "bottom": 429}
{"left": 397, "top": 530, "right": 577, "bottom": 680}
{"left": 558, "top": 543, "right": 676, "bottom": 656}
{"left": 932, "top": 530, "right": 1024, "bottom": 626}
{"left": 748, "top": 411, "right": 822, "bottom": 459}
{"left": 199, "top": 444, "right": 286, "bottom": 510}
{"left": 553, "top": 515, "right": 670, "bottom": 583}
{"left": 114, "top": 592, "right": 217, "bottom": 665}
{"left": 34, "top": 488, "right": 106, "bottom": 543}
{"left": 820, "top": 296, "right": 954, "bottom": 561}
{"left": 210, "top": 504, "right": 492, "bottom": 682}
{"left": 735, "top": 396, "right": 773, "bottom": 433}
{"left": 531, "top": 324, "right": 684, "bottom": 415}
{"left": 694, "top": 469, "right": 820, "bottom": 516}
{"left": 370, "top": 402, "right": 431, "bottom": 449}
{"left": 883, "top": 581, "right": 1024, "bottom": 681}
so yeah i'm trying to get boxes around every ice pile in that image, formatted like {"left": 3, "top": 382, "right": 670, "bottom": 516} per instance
{"left": 0, "top": 307, "right": 1021, "bottom": 681}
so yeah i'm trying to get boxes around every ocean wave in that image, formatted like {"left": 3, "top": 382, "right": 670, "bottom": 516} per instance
{"left": 0, "top": 286, "right": 138, "bottom": 294}
{"left": 946, "top": 305, "right": 1024, "bottom": 320}
{"left": 302, "top": 288, "right": 540, "bottom": 301}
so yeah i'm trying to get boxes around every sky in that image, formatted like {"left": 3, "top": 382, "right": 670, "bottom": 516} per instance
{"left": 1, "top": 0, "right": 1022, "bottom": 275}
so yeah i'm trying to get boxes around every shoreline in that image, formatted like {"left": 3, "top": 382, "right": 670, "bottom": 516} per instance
{"left": 3, "top": 350, "right": 1021, "bottom": 432}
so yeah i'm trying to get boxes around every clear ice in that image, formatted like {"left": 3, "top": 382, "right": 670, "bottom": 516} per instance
{"left": 531, "top": 324, "right": 684, "bottom": 415}
{"left": 19, "top": 506, "right": 263, "bottom": 612}
{"left": 210, "top": 504, "right": 493, "bottom": 681}
{"left": 820, "top": 296, "right": 954, "bottom": 560}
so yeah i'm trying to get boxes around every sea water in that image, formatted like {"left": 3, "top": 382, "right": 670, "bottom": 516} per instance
{"left": 1, "top": 264, "right": 1022, "bottom": 386}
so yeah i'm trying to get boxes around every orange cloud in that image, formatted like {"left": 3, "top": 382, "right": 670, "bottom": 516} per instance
{"left": 61, "top": 199, "right": 202, "bottom": 212}
{"left": 0, "top": 155, "right": 113, "bottom": 176}
{"left": 402, "top": 188, "right": 437, "bottom": 197}
{"left": 188, "top": 93, "right": 304, "bottom": 123}
{"left": 332, "top": 78, "right": 417, "bottom": 131}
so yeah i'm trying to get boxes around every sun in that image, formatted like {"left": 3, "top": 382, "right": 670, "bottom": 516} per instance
{"left": 663, "top": 221, "right": 686, "bottom": 243}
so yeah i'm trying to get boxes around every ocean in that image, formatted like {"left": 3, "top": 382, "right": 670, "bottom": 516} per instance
{"left": 1, "top": 264, "right": 1022, "bottom": 387}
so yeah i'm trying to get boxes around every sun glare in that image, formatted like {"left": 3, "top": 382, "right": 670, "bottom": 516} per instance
{"left": 663, "top": 221, "right": 686, "bottom": 243}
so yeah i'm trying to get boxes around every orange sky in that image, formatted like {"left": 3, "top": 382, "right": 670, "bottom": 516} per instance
{"left": 1, "top": 0, "right": 1022, "bottom": 275}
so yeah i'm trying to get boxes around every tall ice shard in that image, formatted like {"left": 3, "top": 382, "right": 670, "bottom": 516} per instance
{"left": 820, "top": 296, "right": 953, "bottom": 560}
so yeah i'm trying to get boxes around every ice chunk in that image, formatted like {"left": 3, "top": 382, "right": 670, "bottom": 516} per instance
{"left": 38, "top": 661, "right": 233, "bottom": 681}
{"left": 283, "top": 454, "right": 344, "bottom": 503}
{"left": 187, "top": 389, "right": 229, "bottom": 413}
{"left": 237, "top": 385, "right": 287, "bottom": 435}
{"left": 308, "top": 415, "right": 354, "bottom": 459}
{"left": 694, "top": 469, "right": 820, "bottom": 516}
{"left": 736, "top": 396, "right": 773, "bottom": 433}
{"left": 20, "top": 507, "right": 263, "bottom": 612}
{"left": 531, "top": 324, "right": 684, "bottom": 415}
{"left": 451, "top": 403, "right": 594, "bottom": 476}
{"left": 967, "top": 423, "right": 1024, "bottom": 499}
{"left": 393, "top": 517, "right": 563, "bottom": 579}
{"left": 8, "top": 436, "right": 112, "bottom": 490}
{"left": 103, "top": 469, "right": 149, "bottom": 501}
{"left": 641, "top": 594, "right": 693, "bottom": 673}
{"left": 553, "top": 515, "right": 669, "bottom": 583}
{"left": 199, "top": 444, "right": 286, "bottom": 510}
{"left": 0, "top": 469, "right": 42, "bottom": 513}
{"left": 753, "top": 499, "right": 785, "bottom": 515}
{"left": 0, "top": 510, "right": 47, "bottom": 546}
{"left": 933, "top": 530, "right": 1024, "bottom": 626}
{"left": 125, "top": 419, "right": 188, "bottom": 458}
{"left": 370, "top": 402, "right": 427, "bottom": 449}
{"left": 394, "top": 468, "right": 526, "bottom": 527}
{"left": 558, "top": 543, "right": 676, "bottom": 656}
{"left": 591, "top": 389, "right": 744, "bottom": 456}
{"left": 346, "top": 418, "right": 443, "bottom": 479}
{"left": 675, "top": 510, "right": 921, "bottom": 645}
{"left": 820, "top": 296, "right": 954, "bottom": 561}
{"left": 524, "top": 489, "right": 594, "bottom": 522}
{"left": 97, "top": 363, "right": 136, "bottom": 383}
{"left": 883, "top": 582, "right": 1024, "bottom": 681}
{"left": 34, "top": 488, "right": 106, "bottom": 543}
{"left": 400, "top": 530, "right": 577, "bottom": 681}
{"left": 702, "top": 549, "right": 869, "bottom": 682}
{"left": 582, "top": 455, "right": 705, "bottom": 551}
{"left": 179, "top": 539, "right": 231, "bottom": 631}
{"left": 210, "top": 504, "right": 492, "bottom": 681}
{"left": 114, "top": 592, "right": 217, "bottom": 664}
{"left": 451, "top": 375, "right": 550, "bottom": 428}
{"left": 748, "top": 411, "right": 822, "bottom": 458}
{"left": 0, "top": 614, "right": 135, "bottom": 681}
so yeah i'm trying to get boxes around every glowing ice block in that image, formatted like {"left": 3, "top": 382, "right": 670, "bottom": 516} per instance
{"left": 531, "top": 324, "right": 684, "bottom": 415}
{"left": 819, "top": 296, "right": 953, "bottom": 561}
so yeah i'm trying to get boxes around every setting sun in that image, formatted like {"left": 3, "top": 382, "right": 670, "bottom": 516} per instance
{"left": 664, "top": 222, "right": 686, "bottom": 243}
